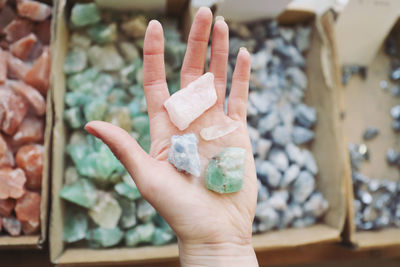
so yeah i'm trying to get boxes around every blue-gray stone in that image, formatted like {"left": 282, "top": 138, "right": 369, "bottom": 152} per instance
{"left": 271, "top": 125, "right": 291, "bottom": 146}
{"left": 281, "top": 164, "right": 300, "bottom": 187}
{"left": 292, "top": 126, "right": 315, "bottom": 145}
{"left": 257, "top": 179, "right": 270, "bottom": 202}
{"left": 268, "top": 148, "right": 289, "bottom": 172}
{"left": 295, "top": 104, "right": 316, "bottom": 128}
{"left": 302, "top": 149, "right": 318, "bottom": 175}
{"left": 285, "top": 143, "right": 304, "bottom": 167}
{"left": 391, "top": 105, "right": 400, "bottom": 119}
{"left": 362, "top": 127, "right": 379, "bottom": 140}
{"left": 286, "top": 67, "right": 308, "bottom": 90}
{"left": 303, "top": 192, "right": 329, "bottom": 217}
{"left": 268, "top": 190, "right": 289, "bottom": 211}
{"left": 257, "top": 160, "right": 281, "bottom": 188}
{"left": 255, "top": 201, "right": 279, "bottom": 231}
{"left": 292, "top": 170, "right": 315, "bottom": 203}
{"left": 168, "top": 133, "right": 201, "bottom": 177}
{"left": 258, "top": 111, "right": 280, "bottom": 135}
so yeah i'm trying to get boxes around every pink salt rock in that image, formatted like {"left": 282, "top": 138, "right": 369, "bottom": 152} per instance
{"left": 10, "top": 33, "right": 37, "bottom": 60}
{"left": 0, "top": 168, "right": 26, "bottom": 199}
{"left": 0, "top": 49, "right": 6, "bottom": 83}
{"left": 8, "top": 80, "right": 46, "bottom": 116}
{"left": 17, "top": 0, "right": 52, "bottom": 22}
{"left": 15, "top": 191, "right": 41, "bottom": 234}
{"left": 3, "top": 19, "right": 33, "bottom": 42}
{"left": 34, "top": 20, "right": 50, "bottom": 45}
{"left": 0, "top": 4, "right": 15, "bottom": 33}
{"left": 2, "top": 216, "right": 22, "bottom": 236}
{"left": 12, "top": 116, "right": 44, "bottom": 146}
{"left": 0, "top": 0, "right": 8, "bottom": 9}
{"left": 0, "top": 86, "right": 28, "bottom": 135}
{"left": 24, "top": 47, "right": 50, "bottom": 95}
{"left": 16, "top": 144, "right": 43, "bottom": 190}
{"left": 0, "top": 134, "right": 14, "bottom": 167}
{"left": 6, "top": 52, "right": 31, "bottom": 80}
{"left": 0, "top": 198, "right": 15, "bottom": 217}
{"left": 164, "top": 72, "right": 217, "bottom": 130}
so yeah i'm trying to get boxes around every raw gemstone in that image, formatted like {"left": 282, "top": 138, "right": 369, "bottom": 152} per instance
{"left": 292, "top": 126, "right": 315, "bottom": 145}
{"left": 118, "top": 42, "right": 139, "bottom": 62}
{"left": 256, "top": 138, "right": 272, "bottom": 160}
{"left": 15, "top": 191, "right": 41, "bottom": 234}
{"left": 69, "top": 32, "right": 91, "bottom": 49}
{"left": 64, "top": 107, "right": 84, "bottom": 129}
{"left": 258, "top": 111, "right": 280, "bottom": 135}
{"left": 125, "top": 223, "right": 155, "bottom": 247}
{"left": 295, "top": 104, "right": 316, "bottom": 128}
{"left": 0, "top": 198, "right": 15, "bottom": 217}
{"left": 87, "top": 227, "right": 123, "bottom": 248}
{"left": 0, "top": 134, "right": 14, "bottom": 167}
{"left": 11, "top": 115, "right": 44, "bottom": 146}
{"left": 67, "top": 67, "right": 99, "bottom": 92}
{"left": 268, "top": 148, "right": 289, "bottom": 172}
{"left": 64, "top": 166, "right": 79, "bottom": 185}
{"left": 63, "top": 49, "right": 87, "bottom": 74}
{"left": 257, "top": 179, "right": 269, "bottom": 202}
{"left": 285, "top": 67, "right": 308, "bottom": 89}
{"left": 363, "top": 127, "right": 379, "bottom": 140}
{"left": 117, "top": 196, "right": 137, "bottom": 229}
{"left": 391, "top": 105, "right": 400, "bottom": 119}
{"left": 70, "top": 3, "right": 100, "bottom": 27}
{"left": 303, "top": 192, "right": 329, "bottom": 217}
{"left": 285, "top": 143, "right": 304, "bottom": 167}
{"left": 137, "top": 199, "right": 156, "bottom": 223}
{"left": 268, "top": 190, "right": 289, "bottom": 210}
{"left": 292, "top": 216, "right": 316, "bottom": 228}
{"left": 9, "top": 33, "right": 37, "bottom": 60}
{"left": 121, "top": 15, "right": 147, "bottom": 39}
{"left": 257, "top": 161, "right": 281, "bottom": 188}
{"left": 200, "top": 121, "right": 240, "bottom": 141}
{"left": 281, "top": 164, "right": 300, "bottom": 187}
{"left": 152, "top": 228, "right": 174, "bottom": 246}
{"left": 83, "top": 98, "right": 107, "bottom": 121}
{"left": 63, "top": 206, "right": 88, "bottom": 243}
{"left": 88, "top": 45, "right": 124, "bottom": 71}
{"left": 168, "top": 133, "right": 201, "bottom": 177}
{"left": 0, "top": 49, "right": 6, "bottom": 83}
{"left": 4, "top": 19, "right": 33, "bottom": 42}
{"left": 0, "top": 87, "right": 28, "bottom": 135}
{"left": 206, "top": 147, "right": 246, "bottom": 194}
{"left": 114, "top": 181, "right": 141, "bottom": 201}
{"left": 386, "top": 148, "right": 399, "bottom": 165}
{"left": 271, "top": 125, "right": 291, "bottom": 146}
{"left": 15, "top": 144, "right": 44, "bottom": 190}
{"left": 87, "top": 23, "right": 117, "bottom": 44}
{"left": 6, "top": 52, "right": 30, "bottom": 80}
{"left": 292, "top": 170, "right": 315, "bottom": 203}
{"left": 0, "top": 168, "right": 26, "bottom": 199}
{"left": 2, "top": 216, "right": 21, "bottom": 236}
{"left": 164, "top": 72, "right": 217, "bottom": 130}
{"left": 65, "top": 91, "right": 90, "bottom": 107}
{"left": 24, "top": 47, "right": 50, "bottom": 94}
{"left": 59, "top": 178, "right": 98, "bottom": 208}
{"left": 302, "top": 149, "right": 318, "bottom": 175}
{"left": 105, "top": 107, "right": 132, "bottom": 132}
{"left": 17, "top": 0, "right": 51, "bottom": 21}
{"left": 93, "top": 73, "right": 115, "bottom": 95}
{"left": 88, "top": 192, "right": 122, "bottom": 229}
{"left": 8, "top": 80, "right": 46, "bottom": 116}
{"left": 255, "top": 201, "right": 279, "bottom": 231}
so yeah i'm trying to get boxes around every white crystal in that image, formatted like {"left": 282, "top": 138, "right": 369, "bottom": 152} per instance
{"left": 200, "top": 121, "right": 240, "bottom": 141}
{"left": 164, "top": 72, "right": 217, "bottom": 130}
{"left": 168, "top": 133, "right": 201, "bottom": 177}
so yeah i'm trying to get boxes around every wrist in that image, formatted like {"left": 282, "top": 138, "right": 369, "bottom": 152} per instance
{"left": 178, "top": 239, "right": 258, "bottom": 267}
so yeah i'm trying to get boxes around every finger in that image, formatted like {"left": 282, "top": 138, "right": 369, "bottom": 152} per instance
{"left": 228, "top": 48, "right": 251, "bottom": 121}
{"left": 209, "top": 16, "right": 229, "bottom": 109}
{"left": 85, "top": 121, "right": 158, "bottom": 191}
{"left": 180, "top": 7, "right": 213, "bottom": 88}
{"left": 143, "top": 20, "right": 170, "bottom": 120}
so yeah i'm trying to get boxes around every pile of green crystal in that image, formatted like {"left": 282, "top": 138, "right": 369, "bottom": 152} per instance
{"left": 60, "top": 2, "right": 186, "bottom": 248}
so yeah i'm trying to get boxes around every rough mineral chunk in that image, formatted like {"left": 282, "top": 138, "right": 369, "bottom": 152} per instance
{"left": 59, "top": 179, "right": 98, "bottom": 208}
{"left": 88, "top": 45, "right": 123, "bottom": 71}
{"left": 137, "top": 199, "right": 156, "bottom": 223}
{"left": 4, "top": 19, "right": 33, "bottom": 42}
{"left": 0, "top": 134, "right": 14, "bottom": 167}
{"left": 63, "top": 206, "right": 88, "bottom": 243}
{"left": 24, "top": 47, "right": 50, "bottom": 94}
{"left": 200, "top": 121, "right": 240, "bottom": 141}
{"left": 0, "top": 87, "right": 28, "bottom": 135}
{"left": 125, "top": 223, "right": 155, "bottom": 247}
{"left": 2, "top": 216, "right": 21, "bottom": 236}
{"left": 70, "top": 3, "right": 100, "bottom": 27}
{"left": 11, "top": 116, "right": 44, "bottom": 146}
{"left": 164, "top": 72, "right": 217, "bottom": 130}
{"left": 87, "top": 227, "right": 123, "bottom": 248}
{"left": 121, "top": 15, "right": 147, "bottom": 39}
{"left": 9, "top": 33, "right": 37, "bottom": 60}
{"left": 206, "top": 147, "right": 246, "bottom": 194}
{"left": 87, "top": 23, "right": 117, "bottom": 44}
{"left": 88, "top": 192, "right": 122, "bottom": 229}
{"left": 117, "top": 197, "right": 137, "bottom": 229}
{"left": 168, "top": 133, "right": 201, "bottom": 177}
{"left": 292, "top": 170, "right": 315, "bottom": 203}
{"left": 15, "top": 191, "right": 41, "bottom": 234}
{"left": 63, "top": 49, "right": 87, "bottom": 74}
{"left": 0, "top": 168, "right": 26, "bottom": 199}
{"left": 15, "top": 144, "right": 44, "bottom": 190}
{"left": 6, "top": 52, "right": 30, "bottom": 80}
{"left": 8, "top": 80, "right": 46, "bottom": 115}
{"left": 17, "top": 0, "right": 52, "bottom": 22}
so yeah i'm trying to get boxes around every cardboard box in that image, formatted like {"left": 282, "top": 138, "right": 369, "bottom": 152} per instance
{"left": 50, "top": 0, "right": 347, "bottom": 265}
{"left": 0, "top": 0, "right": 53, "bottom": 249}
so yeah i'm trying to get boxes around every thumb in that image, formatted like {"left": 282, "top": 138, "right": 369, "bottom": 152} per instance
{"left": 85, "top": 121, "right": 156, "bottom": 193}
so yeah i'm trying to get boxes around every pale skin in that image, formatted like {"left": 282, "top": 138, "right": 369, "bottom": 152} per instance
{"left": 85, "top": 7, "right": 259, "bottom": 267}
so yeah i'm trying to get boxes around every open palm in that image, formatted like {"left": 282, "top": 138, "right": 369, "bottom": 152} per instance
{"left": 85, "top": 7, "right": 257, "bottom": 252}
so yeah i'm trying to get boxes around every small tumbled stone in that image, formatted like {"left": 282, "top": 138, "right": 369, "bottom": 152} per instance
{"left": 303, "top": 149, "right": 318, "bottom": 175}
{"left": 168, "top": 133, "right": 201, "bottom": 177}
{"left": 303, "top": 192, "right": 329, "bottom": 217}
{"left": 256, "top": 138, "right": 272, "bottom": 160}
{"left": 295, "top": 104, "right": 316, "bottom": 128}
{"left": 363, "top": 127, "right": 379, "bottom": 140}
{"left": 206, "top": 147, "right": 246, "bottom": 194}
{"left": 285, "top": 143, "right": 304, "bottom": 167}
{"left": 386, "top": 148, "right": 399, "bottom": 165}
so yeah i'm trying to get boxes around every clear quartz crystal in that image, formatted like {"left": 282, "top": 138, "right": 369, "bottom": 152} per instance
{"left": 200, "top": 121, "right": 240, "bottom": 141}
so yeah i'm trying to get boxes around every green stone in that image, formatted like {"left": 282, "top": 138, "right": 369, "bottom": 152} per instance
{"left": 132, "top": 115, "right": 149, "bottom": 136}
{"left": 153, "top": 214, "right": 173, "bottom": 234}
{"left": 89, "top": 192, "right": 122, "bottom": 229}
{"left": 128, "top": 84, "right": 144, "bottom": 97}
{"left": 105, "top": 107, "right": 132, "bottom": 132}
{"left": 63, "top": 206, "right": 88, "bottom": 243}
{"left": 88, "top": 45, "right": 124, "bottom": 71}
{"left": 93, "top": 73, "right": 114, "bottom": 95}
{"left": 206, "top": 147, "right": 246, "bottom": 194}
{"left": 59, "top": 178, "right": 98, "bottom": 208}
{"left": 69, "top": 32, "right": 92, "bottom": 49}
{"left": 114, "top": 182, "right": 141, "bottom": 200}
{"left": 63, "top": 49, "right": 87, "bottom": 74}
{"left": 87, "top": 23, "right": 117, "bottom": 44}
{"left": 121, "top": 15, "right": 147, "bottom": 39}
{"left": 128, "top": 99, "right": 143, "bottom": 118}
{"left": 84, "top": 98, "right": 107, "bottom": 121}
{"left": 70, "top": 3, "right": 101, "bottom": 27}
{"left": 64, "top": 166, "right": 80, "bottom": 185}
{"left": 68, "top": 131, "right": 87, "bottom": 145}
{"left": 118, "top": 42, "right": 139, "bottom": 61}
{"left": 67, "top": 68, "right": 99, "bottom": 92}
{"left": 64, "top": 107, "right": 84, "bottom": 129}
{"left": 125, "top": 223, "right": 155, "bottom": 247}
{"left": 152, "top": 228, "right": 174, "bottom": 246}
{"left": 137, "top": 199, "right": 156, "bottom": 223}
{"left": 107, "top": 88, "right": 129, "bottom": 105}
{"left": 66, "top": 141, "right": 91, "bottom": 167}
{"left": 87, "top": 227, "right": 123, "bottom": 248}
{"left": 65, "top": 91, "right": 91, "bottom": 107}
{"left": 117, "top": 196, "right": 137, "bottom": 229}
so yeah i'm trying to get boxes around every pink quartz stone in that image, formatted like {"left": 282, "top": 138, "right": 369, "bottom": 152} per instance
{"left": 3, "top": 19, "right": 33, "bottom": 42}
{"left": 2, "top": 216, "right": 22, "bottom": 236}
{"left": 0, "top": 86, "right": 28, "bottom": 135}
{"left": 0, "top": 134, "right": 14, "bottom": 168}
{"left": 17, "top": 0, "right": 52, "bottom": 22}
{"left": 12, "top": 115, "right": 44, "bottom": 146}
{"left": 34, "top": 20, "right": 50, "bottom": 45}
{"left": 0, "top": 168, "right": 26, "bottom": 199}
{"left": 6, "top": 52, "right": 31, "bottom": 80}
{"left": 24, "top": 47, "right": 50, "bottom": 95}
{"left": 15, "top": 144, "right": 43, "bottom": 190}
{"left": 0, "top": 49, "right": 6, "bottom": 84}
{"left": 164, "top": 72, "right": 217, "bottom": 130}
{"left": 15, "top": 191, "right": 41, "bottom": 234}
{"left": 8, "top": 80, "right": 46, "bottom": 116}
{"left": 10, "top": 33, "right": 37, "bottom": 60}
{"left": 0, "top": 198, "right": 15, "bottom": 217}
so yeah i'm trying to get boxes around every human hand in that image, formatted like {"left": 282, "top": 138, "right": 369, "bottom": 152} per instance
{"left": 85, "top": 7, "right": 258, "bottom": 267}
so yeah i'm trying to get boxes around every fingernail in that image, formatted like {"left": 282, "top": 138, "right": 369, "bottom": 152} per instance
{"left": 239, "top": 47, "right": 248, "bottom": 52}
{"left": 148, "top": 19, "right": 158, "bottom": 26}
{"left": 215, "top": 16, "right": 224, "bottom": 22}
